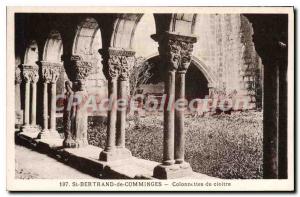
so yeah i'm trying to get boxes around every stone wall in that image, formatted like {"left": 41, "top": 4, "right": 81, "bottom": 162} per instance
{"left": 191, "top": 14, "right": 263, "bottom": 108}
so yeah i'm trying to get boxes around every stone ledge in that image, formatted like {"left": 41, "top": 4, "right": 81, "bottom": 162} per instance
{"left": 15, "top": 131, "right": 215, "bottom": 180}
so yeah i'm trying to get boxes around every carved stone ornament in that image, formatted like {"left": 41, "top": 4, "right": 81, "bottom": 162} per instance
{"left": 154, "top": 32, "right": 197, "bottom": 72}
{"left": 21, "top": 64, "right": 39, "bottom": 83}
{"left": 107, "top": 48, "right": 135, "bottom": 80}
{"left": 40, "top": 61, "right": 62, "bottom": 83}
{"left": 70, "top": 55, "right": 93, "bottom": 81}
{"left": 15, "top": 66, "right": 22, "bottom": 84}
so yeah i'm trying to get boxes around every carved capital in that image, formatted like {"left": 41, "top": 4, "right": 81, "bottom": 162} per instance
{"left": 153, "top": 32, "right": 197, "bottom": 72}
{"left": 21, "top": 64, "right": 39, "bottom": 83}
{"left": 65, "top": 55, "right": 93, "bottom": 91}
{"left": 40, "top": 61, "right": 62, "bottom": 83}
{"left": 70, "top": 55, "right": 93, "bottom": 81}
{"left": 31, "top": 68, "right": 39, "bottom": 83}
{"left": 107, "top": 48, "right": 135, "bottom": 81}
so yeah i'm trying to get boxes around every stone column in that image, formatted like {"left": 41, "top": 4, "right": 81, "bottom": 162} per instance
{"left": 15, "top": 66, "right": 23, "bottom": 128}
{"left": 174, "top": 70, "right": 186, "bottom": 164}
{"left": 152, "top": 32, "right": 197, "bottom": 179}
{"left": 49, "top": 65, "right": 61, "bottom": 132}
{"left": 42, "top": 81, "right": 48, "bottom": 131}
{"left": 116, "top": 56, "right": 131, "bottom": 149}
{"left": 21, "top": 64, "right": 40, "bottom": 133}
{"left": 174, "top": 40, "right": 195, "bottom": 164}
{"left": 105, "top": 78, "right": 117, "bottom": 152}
{"left": 30, "top": 67, "right": 39, "bottom": 127}
{"left": 99, "top": 48, "right": 134, "bottom": 161}
{"left": 63, "top": 55, "right": 93, "bottom": 148}
{"left": 163, "top": 69, "right": 176, "bottom": 165}
{"left": 21, "top": 65, "right": 31, "bottom": 129}
{"left": 116, "top": 79, "right": 127, "bottom": 148}
{"left": 38, "top": 61, "right": 61, "bottom": 139}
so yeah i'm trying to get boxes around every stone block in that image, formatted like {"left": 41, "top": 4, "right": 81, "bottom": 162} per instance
{"left": 153, "top": 162, "right": 193, "bottom": 179}
{"left": 99, "top": 147, "right": 132, "bottom": 162}
{"left": 37, "top": 129, "right": 61, "bottom": 140}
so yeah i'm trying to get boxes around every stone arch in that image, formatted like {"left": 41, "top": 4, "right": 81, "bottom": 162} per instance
{"left": 42, "top": 30, "right": 67, "bottom": 103}
{"left": 72, "top": 17, "right": 102, "bottom": 61}
{"left": 109, "top": 13, "right": 197, "bottom": 51}
{"left": 43, "top": 30, "right": 63, "bottom": 63}
{"left": 153, "top": 13, "right": 197, "bottom": 35}
{"left": 170, "top": 14, "right": 197, "bottom": 34}
{"left": 72, "top": 16, "right": 107, "bottom": 102}
{"left": 110, "top": 14, "right": 143, "bottom": 49}
{"left": 145, "top": 53, "right": 217, "bottom": 88}
{"left": 24, "top": 40, "right": 39, "bottom": 65}
{"left": 191, "top": 56, "right": 218, "bottom": 88}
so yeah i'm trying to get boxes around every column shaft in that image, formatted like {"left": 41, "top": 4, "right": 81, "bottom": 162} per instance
{"left": 15, "top": 83, "right": 21, "bottom": 111}
{"left": 175, "top": 72, "right": 186, "bottom": 164}
{"left": 105, "top": 78, "right": 117, "bottom": 151}
{"left": 50, "top": 83, "right": 56, "bottom": 131}
{"left": 43, "top": 82, "right": 48, "bottom": 130}
{"left": 116, "top": 79, "right": 127, "bottom": 148}
{"left": 163, "top": 70, "right": 176, "bottom": 165}
{"left": 24, "top": 81, "right": 30, "bottom": 125}
{"left": 30, "top": 82, "right": 37, "bottom": 126}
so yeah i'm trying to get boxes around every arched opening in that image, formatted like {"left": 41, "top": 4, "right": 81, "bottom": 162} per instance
{"left": 43, "top": 30, "right": 65, "bottom": 95}
{"left": 24, "top": 40, "right": 39, "bottom": 65}
{"left": 186, "top": 63, "right": 209, "bottom": 100}
{"left": 43, "top": 30, "right": 63, "bottom": 62}
{"left": 40, "top": 30, "right": 66, "bottom": 126}
{"left": 72, "top": 17, "right": 107, "bottom": 109}
{"left": 133, "top": 14, "right": 157, "bottom": 57}
{"left": 139, "top": 55, "right": 210, "bottom": 100}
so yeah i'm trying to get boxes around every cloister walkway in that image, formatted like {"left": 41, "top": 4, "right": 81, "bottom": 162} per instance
{"left": 15, "top": 131, "right": 214, "bottom": 179}
{"left": 16, "top": 145, "right": 94, "bottom": 179}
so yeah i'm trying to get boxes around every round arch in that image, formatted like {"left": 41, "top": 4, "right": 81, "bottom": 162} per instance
{"left": 72, "top": 17, "right": 102, "bottom": 62}
{"left": 24, "top": 40, "right": 39, "bottom": 65}
{"left": 191, "top": 56, "right": 218, "bottom": 88}
{"left": 145, "top": 53, "right": 218, "bottom": 88}
{"left": 72, "top": 17, "right": 106, "bottom": 93}
{"left": 43, "top": 30, "right": 63, "bottom": 63}
{"left": 110, "top": 13, "right": 197, "bottom": 51}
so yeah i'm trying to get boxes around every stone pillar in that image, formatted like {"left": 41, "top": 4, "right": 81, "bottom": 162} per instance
{"left": 105, "top": 78, "right": 117, "bottom": 151}
{"left": 175, "top": 70, "right": 186, "bottom": 164}
{"left": 152, "top": 32, "right": 197, "bottom": 179}
{"left": 15, "top": 66, "right": 23, "bottom": 128}
{"left": 38, "top": 61, "right": 61, "bottom": 139}
{"left": 21, "top": 64, "right": 40, "bottom": 133}
{"left": 42, "top": 81, "right": 48, "bottom": 131}
{"left": 163, "top": 69, "right": 176, "bottom": 165}
{"left": 63, "top": 55, "right": 93, "bottom": 148}
{"left": 49, "top": 67, "right": 60, "bottom": 132}
{"left": 24, "top": 80, "right": 30, "bottom": 126}
{"left": 116, "top": 59, "right": 130, "bottom": 149}
{"left": 99, "top": 48, "right": 134, "bottom": 161}
{"left": 30, "top": 68, "right": 39, "bottom": 127}
{"left": 22, "top": 66, "right": 31, "bottom": 128}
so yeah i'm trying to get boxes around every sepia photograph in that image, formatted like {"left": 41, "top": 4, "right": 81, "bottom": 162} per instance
{"left": 6, "top": 6, "right": 294, "bottom": 191}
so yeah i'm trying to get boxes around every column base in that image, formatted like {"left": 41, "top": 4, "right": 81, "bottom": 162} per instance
{"left": 37, "top": 129, "right": 61, "bottom": 139}
{"left": 99, "top": 147, "right": 132, "bottom": 162}
{"left": 21, "top": 125, "right": 40, "bottom": 133}
{"left": 63, "top": 137, "right": 77, "bottom": 148}
{"left": 74, "top": 138, "right": 89, "bottom": 148}
{"left": 63, "top": 138, "right": 89, "bottom": 148}
{"left": 153, "top": 162, "right": 193, "bottom": 179}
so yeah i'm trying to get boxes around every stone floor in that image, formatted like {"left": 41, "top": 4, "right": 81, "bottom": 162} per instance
{"left": 15, "top": 131, "right": 215, "bottom": 180}
{"left": 15, "top": 145, "right": 94, "bottom": 179}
